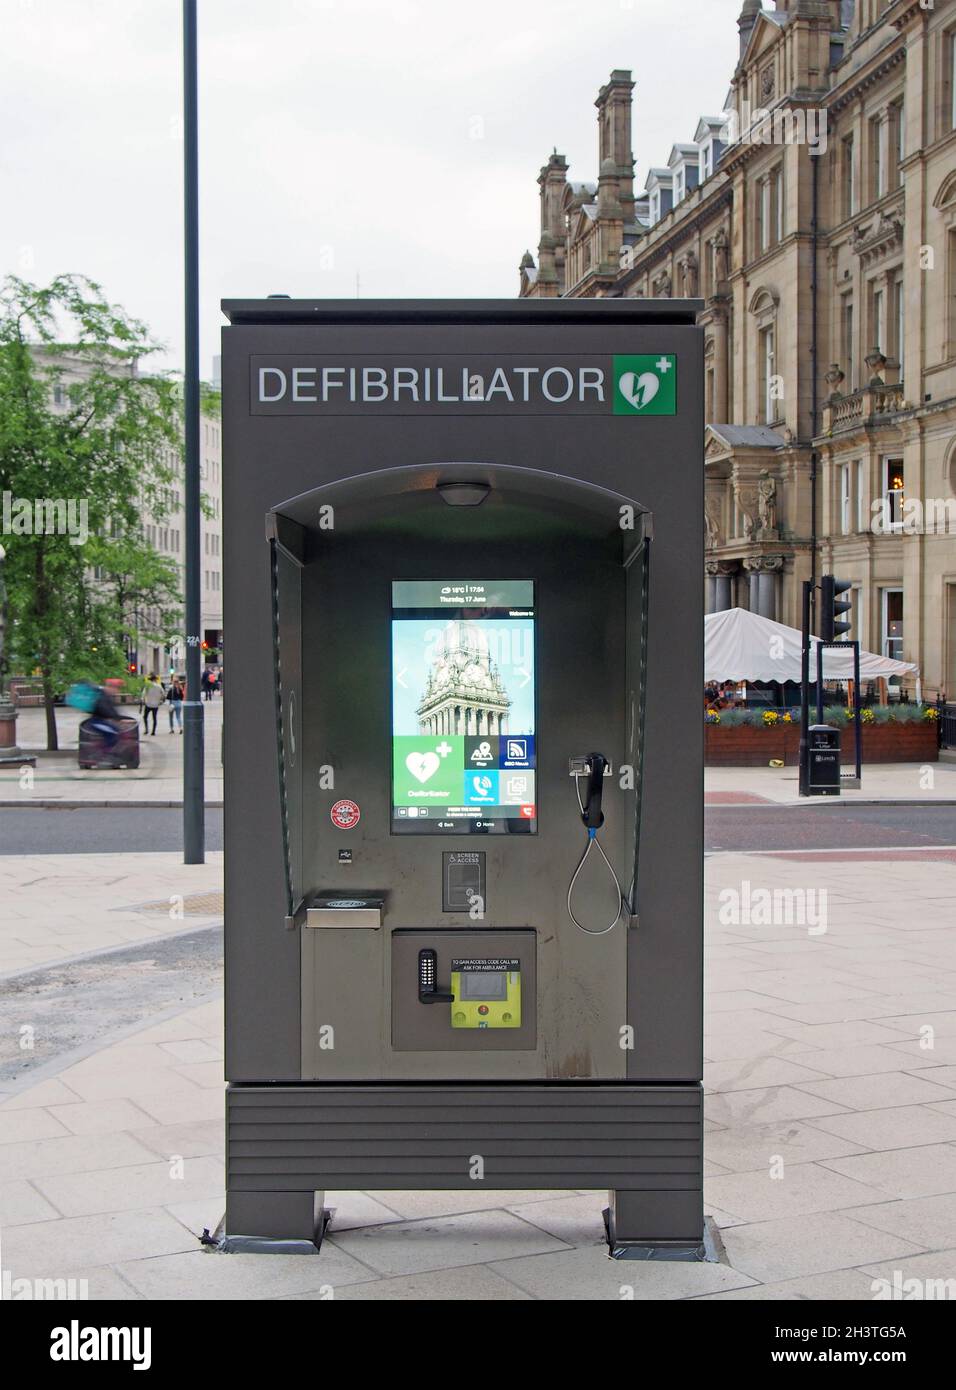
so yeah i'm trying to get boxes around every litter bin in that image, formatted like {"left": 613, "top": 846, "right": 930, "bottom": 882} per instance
{"left": 78, "top": 715, "right": 140, "bottom": 770}
{"left": 807, "top": 724, "right": 840, "bottom": 796}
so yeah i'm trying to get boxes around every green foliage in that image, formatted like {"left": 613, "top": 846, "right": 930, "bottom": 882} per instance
{"left": 0, "top": 275, "right": 183, "bottom": 748}
{"left": 822, "top": 705, "right": 849, "bottom": 725}
{"left": 717, "top": 708, "right": 756, "bottom": 726}
{"left": 200, "top": 380, "right": 221, "bottom": 418}
{"left": 865, "top": 703, "right": 930, "bottom": 724}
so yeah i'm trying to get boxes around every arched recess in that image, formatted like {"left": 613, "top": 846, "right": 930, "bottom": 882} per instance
{"left": 748, "top": 284, "right": 780, "bottom": 321}
{"left": 266, "top": 462, "right": 654, "bottom": 922}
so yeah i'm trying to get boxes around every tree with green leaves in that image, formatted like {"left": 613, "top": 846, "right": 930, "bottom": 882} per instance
{"left": 0, "top": 274, "right": 183, "bottom": 748}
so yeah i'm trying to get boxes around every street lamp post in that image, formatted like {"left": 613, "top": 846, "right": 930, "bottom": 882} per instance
{"left": 182, "top": 0, "right": 204, "bottom": 862}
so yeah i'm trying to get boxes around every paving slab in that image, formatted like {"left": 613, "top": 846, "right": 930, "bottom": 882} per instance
{"left": 297, "top": 1264, "right": 531, "bottom": 1301}
{"left": 845, "top": 1193, "right": 956, "bottom": 1249}
{"left": 33, "top": 1156, "right": 226, "bottom": 1219}
{"left": 487, "top": 1245, "right": 758, "bottom": 1301}
{"left": 820, "top": 1145, "right": 956, "bottom": 1201}
{"left": 0, "top": 1177, "right": 61, "bottom": 1226}
{"left": 328, "top": 1210, "right": 571, "bottom": 1277}
{"left": 694, "top": 1269, "right": 884, "bottom": 1300}
{"left": 503, "top": 1193, "right": 609, "bottom": 1247}
{"left": 114, "top": 1246, "right": 374, "bottom": 1300}
{"left": 806, "top": 1104, "right": 956, "bottom": 1151}
{"left": 719, "top": 1212, "right": 924, "bottom": 1284}
{"left": 0, "top": 1208, "right": 198, "bottom": 1280}
{"left": 705, "top": 1162, "right": 893, "bottom": 1224}
{"left": 703, "top": 1121, "right": 868, "bottom": 1173}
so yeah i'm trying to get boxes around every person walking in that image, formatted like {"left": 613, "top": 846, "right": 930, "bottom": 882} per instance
{"left": 141, "top": 674, "right": 164, "bottom": 735}
{"left": 167, "top": 675, "right": 184, "bottom": 733}
{"left": 201, "top": 667, "right": 212, "bottom": 701}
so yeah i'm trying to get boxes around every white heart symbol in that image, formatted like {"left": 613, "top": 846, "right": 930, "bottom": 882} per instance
{"left": 406, "top": 751, "right": 440, "bottom": 783}
{"left": 619, "top": 370, "right": 660, "bottom": 410}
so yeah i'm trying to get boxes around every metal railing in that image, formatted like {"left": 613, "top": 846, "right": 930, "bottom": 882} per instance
{"left": 938, "top": 701, "right": 956, "bottom": 750}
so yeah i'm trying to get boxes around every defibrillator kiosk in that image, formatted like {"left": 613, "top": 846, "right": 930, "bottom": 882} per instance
{"left": 221, "top": 298, "right": 704, "bottom": 1257}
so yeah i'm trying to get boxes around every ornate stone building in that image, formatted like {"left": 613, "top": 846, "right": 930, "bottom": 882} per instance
{"left": 417, "top": 622, "right": 513, "bottom": 736}
{"left": 519, "top": 0, "right": 956, "bottom": 699}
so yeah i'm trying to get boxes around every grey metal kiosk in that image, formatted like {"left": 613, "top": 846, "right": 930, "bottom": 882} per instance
{"left": 221, "top": 299, "right": 704, "bottom": 1257}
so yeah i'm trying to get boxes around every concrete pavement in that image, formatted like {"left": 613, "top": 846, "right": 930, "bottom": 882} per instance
{"left": 706, "top": 760, "right": 956, "bottom": 806}
{"left": 0, "top": 853, "right": 223, "bottom": 976}
{"left": 2, "top": 846, "right": 956, "bottom": 1299}
{"left": 0, "top": 700, "right": 224, "bottom": 806}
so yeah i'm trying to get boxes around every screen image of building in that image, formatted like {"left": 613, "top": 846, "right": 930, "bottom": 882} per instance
{"left": 415, "top": 621, "right": 514, "bottom": 737}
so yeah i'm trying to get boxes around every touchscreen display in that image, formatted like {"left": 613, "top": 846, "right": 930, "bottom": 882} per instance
{"left": 391, "top": 580, "right": 536, "bottom": 834}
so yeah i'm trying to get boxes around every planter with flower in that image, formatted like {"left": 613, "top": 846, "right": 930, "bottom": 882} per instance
{"left": 705, "top": 703, "right": 938, "bottom": 766}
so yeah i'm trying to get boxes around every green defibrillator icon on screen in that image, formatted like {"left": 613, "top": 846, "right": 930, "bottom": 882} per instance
{"left": 451, "top": 958, "right": 521, "bottom": 1029}
{"left": 613, "top": 354, "right": 677, "bottom": 416}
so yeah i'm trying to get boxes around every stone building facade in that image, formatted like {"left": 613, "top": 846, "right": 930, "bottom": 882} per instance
{"left": 519, "top": 0, "right": 956, "bottom": 699}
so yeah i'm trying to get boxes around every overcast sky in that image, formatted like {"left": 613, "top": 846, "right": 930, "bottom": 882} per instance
{"left": 2, "top": 0, "right": 742, "bottom": 375}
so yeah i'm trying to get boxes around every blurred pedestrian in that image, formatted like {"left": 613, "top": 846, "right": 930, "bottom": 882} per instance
{"left": 167, "top": 675, "right": 184, "bottom": 733}
{"left": 141, "top": 673, "right": 164, "bottom": 735}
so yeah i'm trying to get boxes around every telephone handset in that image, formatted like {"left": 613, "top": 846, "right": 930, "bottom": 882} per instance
{"left": 567, "top": 752, "right": 625, "bottom": 935}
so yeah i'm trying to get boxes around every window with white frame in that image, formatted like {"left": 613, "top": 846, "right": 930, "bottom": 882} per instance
{"left": 760, "top": 324, "right": 777, "bottom": 423}
{"left": 700, "top": 142, "right": 713, "bottom": 181}
{"left": 674, "top": 168, "right": 685, "bottom": 202}
{"left": 881, "top": 587, "right": 904, "bottom": 662}
{"left": 759, "top": 176, "right": 772, "bottom": 253}
{"left": 843, "top": 135, "right": 856, "bottom": 218}
{"left": 897, "top": 99, "right": 905, "bottom": 174}
{"left": 871, "top": 114, "right": 887, "bottom": 200}
{"left": 882, "top": 457, "right": 905, "bottom": 529}
{"left": 856, "top": 458, "right": 867, "bottom": 532}
{"left": 893, "top": 273, "right": 904, "bottom": 366}
{"left": 839, "top": 462, "right": 851, "bottom": 535}
{"left": 949, "top": 229, "right": 956, "bottom": 355}
{"left": 872, "top": 284, "right": 886, "bottom": 356}
{"left": 842, "top": 296, "right": 854, "bottom": 389}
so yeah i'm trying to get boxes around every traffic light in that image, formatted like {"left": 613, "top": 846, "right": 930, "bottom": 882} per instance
{"left": 820, "top": 575, "right": 852, "bottom": 641}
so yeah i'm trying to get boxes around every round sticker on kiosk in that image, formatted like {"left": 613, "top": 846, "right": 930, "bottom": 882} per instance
{"left": 330, "top": 799, "right": 361, "bottom": 830}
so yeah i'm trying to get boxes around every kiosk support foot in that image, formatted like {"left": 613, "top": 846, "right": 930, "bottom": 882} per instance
{"left": 222, "top": 1190, "right": 329, "bottom": 1254}
{"left": 604, "top": 1191, "right": 712, "bottom": 1262}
